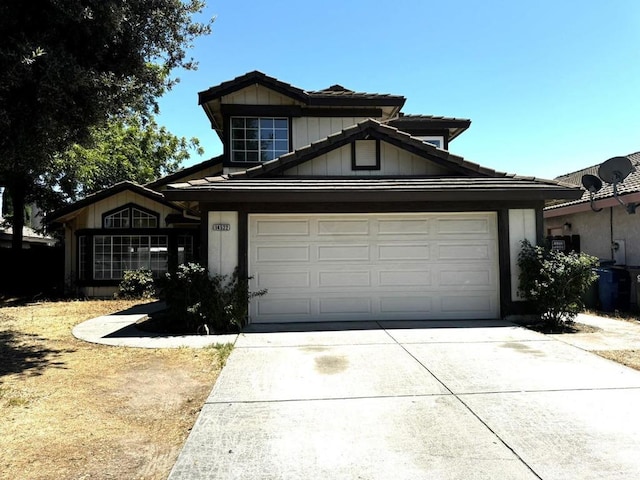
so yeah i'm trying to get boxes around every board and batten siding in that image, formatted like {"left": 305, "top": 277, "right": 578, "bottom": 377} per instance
{"left": 76, "top": 191, "right": 178, "bottom": 229}
{"left": 508, "top": 209, "right": 537, "bottom": 301}
{"left": 292, "top": 117, "right": 371, "bottom": 149}
{"left": 283, "top": 141, "right": 452, "bottom": 176}
{"left": 222, "top": 85, "right": 302, "bottom": 106}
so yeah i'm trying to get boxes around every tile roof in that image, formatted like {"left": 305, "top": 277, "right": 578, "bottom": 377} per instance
{"left": 198, "top": 70, "right": 406, "bottom": 107}
{"left": 546, "top": 152, "right": 640, "bottom": 210}
{"left": 169, "top": 176, "right": 567, "bottom": 191}
{"left": 387, "top": 114, "right": 471, "bottom": 122}
{"left": 165, "top": 118, "right": 580, "bottom": 203}
{"left": 385, "top": 114, "right": 472, "bottom": 141}
{"left": 164, "top": 177, "right": 581, "bottom": 203}
{"left": 145, "top": 155, "right": 223, "bottom": 189}
{"left": 224, "top": 118, "right": 498, "bottom": 179}
{"left": 47, "top": 181, "right": 180, "bottom": 224}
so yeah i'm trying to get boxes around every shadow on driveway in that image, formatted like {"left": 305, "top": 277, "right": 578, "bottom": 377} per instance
{"left": 242, "top": 319, "right": 514, "bottom": 333}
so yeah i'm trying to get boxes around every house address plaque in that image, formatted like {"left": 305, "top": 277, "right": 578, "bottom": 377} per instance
{"left": 212, "top": 223, "right": 231, "bottom": 231}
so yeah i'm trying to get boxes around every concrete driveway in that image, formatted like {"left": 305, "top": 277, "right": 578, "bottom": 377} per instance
{"left": 169, "top": 320, "right": 640, "bottom": 479}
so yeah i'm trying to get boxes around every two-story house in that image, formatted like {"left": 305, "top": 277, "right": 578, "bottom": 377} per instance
{"left": 50, "top": 70, "right": 581, "bottom": 322}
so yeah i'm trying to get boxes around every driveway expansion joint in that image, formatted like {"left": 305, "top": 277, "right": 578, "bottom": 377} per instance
{"left": 204, "top": 392, "right": 454, "bottom": 405}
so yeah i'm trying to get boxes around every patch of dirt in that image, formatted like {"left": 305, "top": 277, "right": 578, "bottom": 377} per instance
{"left": 0, "top": 299, "right": 226, "bottom": 480}
{"left": 524, "top": 321, "right": 601, "bottom": 334}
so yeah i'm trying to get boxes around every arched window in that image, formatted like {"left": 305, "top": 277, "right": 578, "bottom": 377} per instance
{"left": 102, "top": 204, "right": 159, "bottom": 229}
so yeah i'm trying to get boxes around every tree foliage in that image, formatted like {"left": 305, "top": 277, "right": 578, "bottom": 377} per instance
{"left": 42, "top": 113, "right": 203, "bottom": 206}
{"left": 0, "top": 0, "right": 212, "bottom": 248}
{"left": 517, "top": 240, "right": 598, "bottom": 330}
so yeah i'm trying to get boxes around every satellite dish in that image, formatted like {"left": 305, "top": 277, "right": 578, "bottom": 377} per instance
{"left": 581, "top": 174, "right": 602, "bottom": 193}
{"left": 582, "top": 174, "right": 603, "bottom": 212}
{"left": 598, "top": 156, "right": 634, "bottom": 184}
{"left": 597, "top": 155, "right": 636, "bottom": 213}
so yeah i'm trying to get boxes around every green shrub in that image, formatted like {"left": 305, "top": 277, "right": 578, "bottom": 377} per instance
{"left": 116, "top": 269, "right": 156, "bottom": 299}
{"left": 517, "top": 240, "right": 598, "bottom": 330}
{"left": 159, "top": 263, "right": 267, "bottom": 334}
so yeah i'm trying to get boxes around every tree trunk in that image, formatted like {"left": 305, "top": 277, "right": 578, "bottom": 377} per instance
{"left": 8, "top": 181, "right": 26, "bottom": 250}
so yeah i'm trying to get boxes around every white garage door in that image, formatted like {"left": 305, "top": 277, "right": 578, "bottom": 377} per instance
{"left": 248, "top": 213, "right": 499, "bottom": 323}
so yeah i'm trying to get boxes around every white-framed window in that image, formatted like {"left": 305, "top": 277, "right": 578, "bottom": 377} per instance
{"left": 93, "top": 235, "right": 168, "bottom": 280}
{"left": 177, "top": 234, "right": 194, "bottom": 264}
{"left": 132, "top": 208, "right": 158, "bottom": 228}
{"left": 104, "top": 208, "right": 130, "bottom": 229}
{"left": 103, "top": 205, "right": 159, "bottom": 229}
{"left": 417, "top": 136, "right": 445, "bottom": 149}
{"left": 231, "top": 117, "right": 289, "bottom": 162}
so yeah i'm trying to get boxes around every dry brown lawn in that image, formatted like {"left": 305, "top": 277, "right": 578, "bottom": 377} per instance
{"left": 595, "top": 349, "right": 640, "bottom": 371}
{"left": 0, "top": 299, "right": 229, "bottom": 480}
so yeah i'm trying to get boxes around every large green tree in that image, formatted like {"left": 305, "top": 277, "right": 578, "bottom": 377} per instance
{"left": 39, "top": 113, "right": 204, "bottom": 209}
{"left": 0, "top": 0, "right": 212, "bottom": 249}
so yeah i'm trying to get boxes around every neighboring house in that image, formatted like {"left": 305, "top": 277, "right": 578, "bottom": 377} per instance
{"left": 50, "top": 70, "right": 581, "bottom": 321}
{"left": 0, "top": 225, "right": 56, "bottom": 249}
{"left": 544, "top": 152, "right": 640, "bottom": 266}
{"left": 0, "top": 186, "right": 56, "bottom": 248}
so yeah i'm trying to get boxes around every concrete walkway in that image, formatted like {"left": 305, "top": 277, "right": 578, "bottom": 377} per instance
{"left": 168, "top": 316, "right": 640, "bottom": 480}
{"left": 72, "top": 301, "right": 237, "bottom": 348}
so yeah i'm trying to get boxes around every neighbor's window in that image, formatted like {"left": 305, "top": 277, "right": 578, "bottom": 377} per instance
{"left": 231, "top": 117, "right": 289, "bottom": 162}
{"left": 93, "top": 235, "right": 168, "bottom": 280}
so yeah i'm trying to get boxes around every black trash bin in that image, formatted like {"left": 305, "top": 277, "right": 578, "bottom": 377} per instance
{"left": 596, "top": 267, "right": 630, "bottom": 312}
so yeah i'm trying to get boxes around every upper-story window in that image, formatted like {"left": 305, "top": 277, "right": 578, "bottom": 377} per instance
{"left": 417, "top": 136, "right": 445, "bottom": 149}
{"left": 231, "top": 117, "right": 289, "bottom": 162}
{"left": 103, "top": 205, "right": 159, "bottom": 229}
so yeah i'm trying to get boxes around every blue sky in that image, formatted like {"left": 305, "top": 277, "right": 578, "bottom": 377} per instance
{"left": 157, "top": 1, "right": 640, "bottom": 179}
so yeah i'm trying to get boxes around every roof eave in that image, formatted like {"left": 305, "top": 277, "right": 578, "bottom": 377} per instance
{"left": 47, "top": 182, "right": 181, "bottom": 225}
{"left": 164, "top": 187, "right": 581, "bottom": 204}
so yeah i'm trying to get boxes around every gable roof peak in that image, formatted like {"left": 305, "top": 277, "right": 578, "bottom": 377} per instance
{"left": 318, "top": 84, "right": 354, "bottom": 93}
{"left": 222, "top": 117, "right": 506, "bottom": 179}
{"left": 198, "top": 70, "right": 308, "bottom": 105}
{"left": 199, "top": 70, "right": 406, "bottom": 108}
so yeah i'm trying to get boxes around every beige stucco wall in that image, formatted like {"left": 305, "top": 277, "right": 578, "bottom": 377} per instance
{"left": 545, "top": 206, "right": 640, "bottom": 265}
